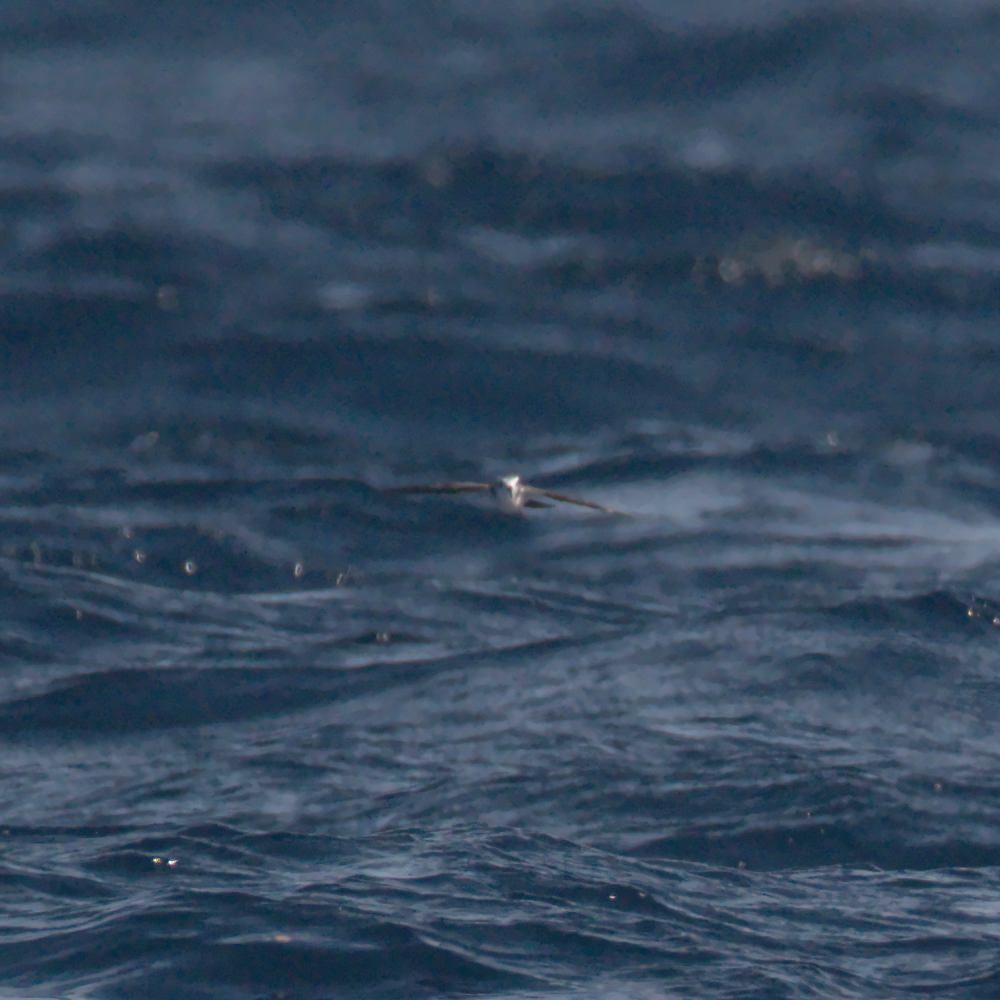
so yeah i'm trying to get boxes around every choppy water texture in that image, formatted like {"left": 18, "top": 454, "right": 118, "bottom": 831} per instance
{"left": 3, "top": 1, "right": 1000, "bottom": 997}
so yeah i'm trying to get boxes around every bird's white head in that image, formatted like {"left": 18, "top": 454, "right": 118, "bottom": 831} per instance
{"left": 490, "top": 474, "right": 524, "bottom": 514}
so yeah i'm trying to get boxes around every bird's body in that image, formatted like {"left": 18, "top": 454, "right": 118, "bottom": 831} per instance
{"left": 382, "top": 474, "right": 628, "bottom": 516}
{"left": 490, "top": 474, "right": 527, "bottom": 514}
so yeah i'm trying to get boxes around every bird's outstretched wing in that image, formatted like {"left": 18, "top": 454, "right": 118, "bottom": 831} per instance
{"left": 381, "top": 481, "right": 490, "bottom": 496}
{"left": 523, "top": 485, "right": 630, "bottom": 515}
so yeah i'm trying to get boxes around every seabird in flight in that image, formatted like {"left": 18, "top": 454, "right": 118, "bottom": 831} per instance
{"left": 382, "top": 474, "right": 629, "bottom": 516}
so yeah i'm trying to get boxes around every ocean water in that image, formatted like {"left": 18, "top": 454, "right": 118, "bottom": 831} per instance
{"left": 3, "top": 1, "right": 1000, "bottom": 997}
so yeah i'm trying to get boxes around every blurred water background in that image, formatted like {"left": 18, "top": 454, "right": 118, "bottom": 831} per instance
{"left": 3, "top": 1, "right": 1000, "bottom": 997}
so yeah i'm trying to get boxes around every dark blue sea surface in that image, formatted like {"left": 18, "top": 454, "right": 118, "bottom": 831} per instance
{"left": 3, "top": 1, "right": 1000, "bottom": 997}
